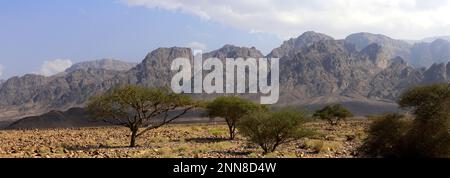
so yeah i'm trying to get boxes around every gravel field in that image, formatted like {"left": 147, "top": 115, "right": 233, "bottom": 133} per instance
{"left": 0, "top": 120, "right": 370, "bottom": 158}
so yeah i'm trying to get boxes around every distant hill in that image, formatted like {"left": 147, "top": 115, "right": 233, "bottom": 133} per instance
{"left": 268, "top": 31, "right": 334, "bottom": 58}
{"left": 345, "top": 32, "right": 412, "bottom": 66}
{"left": 344, "top": 33, "right": 450, "bottom": 68}
{"left": 0, "top": 68, "right": 119, "bottom": 123}
{"left": 65, "top": 59, "right": 136, "bottom": 73}
{"left": 6, "top": 108, "right": 107, "bottom": 129}
{"left": 410, "top": 39, "right": 450, "bottom": 67}
{"left": 6, "top": 107, "right": 210, "bottom": 130}
{"left": 422, "top": 36, "right": 450, "bottom": 43}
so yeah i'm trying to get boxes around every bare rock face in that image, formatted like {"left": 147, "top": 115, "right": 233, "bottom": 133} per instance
{"left": 345, "top": 33, "right": 412, "bottom": 59}
{"left": 115, "top": 47, "right": 193, "bottom": 88}
{"left": 422, "top": 62, "right": 449, "bottom": 84}
{"left": 360, "top": 43, "right": 390, "bottom": 69}
{"left": 204, "top": 44, "right": 264, "bottom": 59}
{"left": 278, "top": 39, "right": 380, "bottom": 101}
{"left": 0, "top": 69, "right": 119, "bottom": 122}
{"left": 345, "top": 33, "right": 450, "bottom": 68}
{"left": 368, "top": 57, "right": 424, "bottom": 100}
{"left": 65, "top": 59, "right": 136, "bottom": 73}
{"left": 110, "top": 45, "right": 264, "bottom": 88}
{"left": 411, "top": 39, "right": 450, "bottom": 68}
{"left": 277, "top": 34, "right": 449, "bottom": 106}
{"left": 268, "top": 31, "right": 334, "bottom": 58}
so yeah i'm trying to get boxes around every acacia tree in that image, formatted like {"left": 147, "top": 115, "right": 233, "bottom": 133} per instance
{"left": 87, "top": 85, "right": 197, "bottom": 147}
{"left": 359, "top": 84, "right": 450, "bottom": 158}
{"left": 205, "top": 96, "right": 266, "bottom": 140}
{"left": 397, "top": 83, "right": 450, "bottom": 157}
{"left": 359, "top": 113, "right": 411, "bottom": 157}
{"left": 238, "top": 109, "right": 313, "bottom": 154}
{"left": 313, "top": 104, "right": 353, "bottom": 126}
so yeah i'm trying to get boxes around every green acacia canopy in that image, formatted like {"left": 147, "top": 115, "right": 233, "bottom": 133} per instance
{"left": 87, "top": 85, "right": 197, "bottom": 147}
{"left": 205, "top": 96, "right": 267, "bottom": 140}
{"left": 313, "top": 104, "right": 353, "bottom": 125}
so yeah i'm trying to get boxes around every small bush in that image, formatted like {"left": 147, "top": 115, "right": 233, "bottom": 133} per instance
{"left": 238, "top": 109, "right": 313, "bottom": 154}
{"left": 312, "top": 141, "right": 326, "bottom": 153}
{"left": 302, "top": 140, "right": 343, "bottom": 153}
{"left": 313, "top": 104, "right": 353, "bottom": 126}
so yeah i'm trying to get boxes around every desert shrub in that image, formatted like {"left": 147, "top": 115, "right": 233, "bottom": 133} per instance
{"left": 359, "top": 113, "right": 411, "bottom": 157}
{"left": 361, "top": 84, "right": 450, "bottom": 158}
{"left": 311, "top": 140, "right": 326, "bottom": 153}
{"left": 205, "top": 96, "right": 267, "bottom": 140}
{"left": 238, "top": 109, "right": 313, "bottom": 154}
{"left": 313, "top": 104, "right": 353, "bottom": 126}
{"left": 304, "top": 140, "right": 343, "bottom": 154}
{"left": 397, "top": 84, "right": 450, "bottom": 157}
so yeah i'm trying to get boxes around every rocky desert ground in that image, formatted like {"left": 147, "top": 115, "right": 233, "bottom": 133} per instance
{"left": 0, "top": 120, "right": 370, "bottom": 158}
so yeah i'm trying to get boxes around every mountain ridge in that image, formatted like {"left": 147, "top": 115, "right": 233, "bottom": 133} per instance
{"left": 2, "top": 31, "right": 450, "bottom": 128}
{"left": 65, "top": 58, "right": 137, "bottom": 73}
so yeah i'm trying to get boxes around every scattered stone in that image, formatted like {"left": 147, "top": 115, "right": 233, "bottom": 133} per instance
{"left": 0, "top": 121, "right": 369, "bottom": 158}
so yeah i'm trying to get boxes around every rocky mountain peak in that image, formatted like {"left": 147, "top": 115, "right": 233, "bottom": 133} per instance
{"left": 117, "top": 47, "right": 193, "bottom": 88}
{"left": 204, "top": 45, "right": 264, "bottom": 59}
{"left": 345, "top": 32, "right": 406, "bottom": 50}
{"left": 268, "top": 31, "right": 334, "bottom": 58}
{"left": 65, "top": 59, "right": 136, "bottom": 74}
{"left": 423, "top": 62, "right": 449, "bottom": 84}
{"left": 140, "top": 47, "right": 193, "bottom": 69}
{"left": 143, "top": 47, "right": 193, "bottom": 63}
{"left": 298, "top": 31, "right": 334, "bottom": 42}
{"left": 430, "top": 39, "right": 450, "bottom": 56}
{"left": 303, "top": 39, "right": 350, "bottom": 55}
{"left": 422, "top": 36, "right": 450, "bottom": 43}
{"left": 431, "top": 39, "right": 450, "bottom": 45}
{"left": 346, "top": 32, "right": 412, "bottom": 67}
{"left": 411, "top": 39, "right": 450, "bottom": 68}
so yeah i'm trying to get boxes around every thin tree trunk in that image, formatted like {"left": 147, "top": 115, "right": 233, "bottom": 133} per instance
{"left": 228, "top": 125, "right": 235, "bottom": 140}
{"left": 130, "top": 129, "right": 138, "bottom": 147}
{"left": 271, "top": 142, "right": 280, "bottom": 153}
{"left": 226, "top": 118, "right": 236, "bottom": 140}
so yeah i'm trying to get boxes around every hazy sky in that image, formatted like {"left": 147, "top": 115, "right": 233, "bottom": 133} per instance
{"left": 1, "top": 0, "right": 450, "bottom": 79}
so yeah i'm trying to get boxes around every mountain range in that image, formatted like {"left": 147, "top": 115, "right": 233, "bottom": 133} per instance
{"left": 421, "top": 36, "right": 450, "bottom": 43}
{"left": 1, "top": 31, "right": 450, "bottom": 128}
